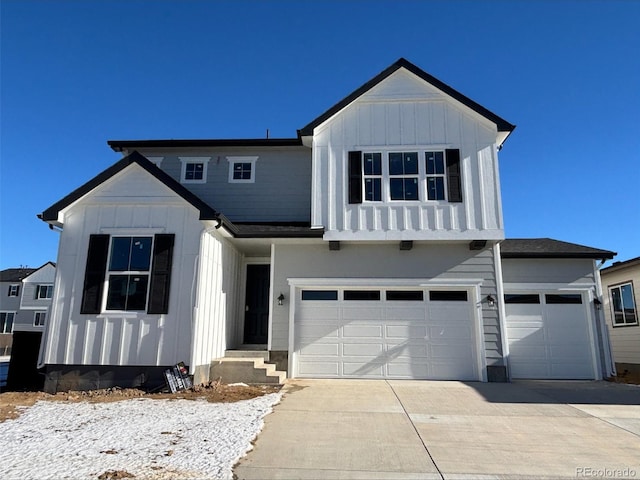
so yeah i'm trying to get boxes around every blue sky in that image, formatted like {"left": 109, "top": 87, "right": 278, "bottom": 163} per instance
{"left": 1, "top": 0, "right": 638, "bottom": 270}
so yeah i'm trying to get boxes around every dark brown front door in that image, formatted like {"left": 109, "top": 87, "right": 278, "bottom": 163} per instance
{"left": 243, "top": 264, "right": 270, "bottom": 344}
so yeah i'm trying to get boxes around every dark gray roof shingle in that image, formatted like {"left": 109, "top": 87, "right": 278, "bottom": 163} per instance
{"left": 501, "top": 238, "right": 616, "bottom": 260}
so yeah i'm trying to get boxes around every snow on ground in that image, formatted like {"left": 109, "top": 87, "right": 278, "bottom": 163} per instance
{"left": 0, "top": 392, "right": 281, "bottom": 479}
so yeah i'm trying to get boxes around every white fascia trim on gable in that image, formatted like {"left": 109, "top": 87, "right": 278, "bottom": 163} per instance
{"left": 227, "top": 156, "right": 258, "bottom": 184}
{"left": 179, "top": 157, "right": 211, "bottom": 184}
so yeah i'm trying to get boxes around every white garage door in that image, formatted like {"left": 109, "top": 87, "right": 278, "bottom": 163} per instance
{"left": 505, "top": 292, "right": 596, "bottom": 379}
{"left": 294, "top": 288, "right": 480, "bottom": 380}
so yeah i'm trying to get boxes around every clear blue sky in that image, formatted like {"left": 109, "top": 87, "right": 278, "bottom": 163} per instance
{"left": 1, "top": 0, "right": 638, "bottom": 270}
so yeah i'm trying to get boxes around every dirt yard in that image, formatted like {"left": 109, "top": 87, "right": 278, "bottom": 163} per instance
{"left": 0, "top": 381, "right": 280, "bottom": 422}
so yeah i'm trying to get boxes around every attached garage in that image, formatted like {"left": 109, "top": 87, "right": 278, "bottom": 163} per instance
{"left": 291, "top": 286, "right": 483, "bottom": 381}
{"left": 505, "top": 291, "right": 597, "bottom": 379}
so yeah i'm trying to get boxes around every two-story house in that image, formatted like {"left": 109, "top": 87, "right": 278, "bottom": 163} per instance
{"left": 0, "top": 262, "right": 55, "bottom": 390}
{"left": 37, "top": 59, "right": 615, "bottom": 392}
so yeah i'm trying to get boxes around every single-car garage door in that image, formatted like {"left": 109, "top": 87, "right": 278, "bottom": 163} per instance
{"left": 293, "top": 287, "right": 480, "bottom": 380}
{"left": 505, "top": 292, "right": 596, "bottom": 379}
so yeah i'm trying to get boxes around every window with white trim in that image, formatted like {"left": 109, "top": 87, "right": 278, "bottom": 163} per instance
{"left": 0, "top": 312, "right": 15, "bottom": 333}
{"left": 227, "top": 156, "right": 258, "bottom": 183}
{"left": 36, "top": 284, "right": 53, "bottom": 299}
{"left": 609, "top": 282, "right": 638, "bottom": 326}
{"left": 34, "top": 311, "right": 46, "bottom": 327}
{"left": 179, "top": 157, "right": 210, "bottom": 184}
{"left": 8, "top": 285, "right": 19, "bottom": 297}
{"left": 363, "top": 153, "right": 382, "bottom": 201}
{"left": 389, "top": 152, "right": 419, "bottom": 200}
{"left": 425, "top": 151, "right": 446, "bottom": 200}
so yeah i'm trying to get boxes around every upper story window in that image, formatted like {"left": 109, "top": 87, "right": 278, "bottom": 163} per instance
{"left": 36, "top": 284, "right": 53, "bottom": 299}
{"left": 609, "top": 282, "right": 638, "bottom": 327}
{"left": 7, "top": 285, "right": 19, "bottom": 297}
{"left": 227, "top": 156, "right": 258, "bottom": 183}
{"left": 0, "top": 312, "right": 15, "bottom": 333}
{"left": 80, "top": 233, "right": 175, "bottom": 315}
{"left": 34, "top": 311, "right": 46, "bottom": 327}
{"left": 179, "top": 157, "right": 210, "bottom": 184}
{"left": 347, "top": 149, "right": 462, "bottom": 204}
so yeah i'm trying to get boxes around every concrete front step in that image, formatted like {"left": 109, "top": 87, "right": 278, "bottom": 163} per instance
{"left": 210, "top": 356, "right": 286, "bottom": 385}
{"left": 224, "top": 349, "right": 269, "bottom": 361}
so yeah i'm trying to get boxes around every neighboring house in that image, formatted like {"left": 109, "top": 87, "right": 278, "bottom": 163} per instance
{"left": 600, "top": 257, "right": 640, "bottom": 376}
{"left": 0, "top": 266, "right": 37, "bottom": 356}
{"left": 37, "top": 58, "right": 615, "bottom": 392}
{"left": 0, "top": 263, "right": 55, "bottom": 390}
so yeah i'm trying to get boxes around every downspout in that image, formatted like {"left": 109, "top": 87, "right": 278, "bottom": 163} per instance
{"left": 493, "top": 241, "right": 510, "bottom": 381}
{"left": 594, "top": 259, "right": 616, "bottom": 377}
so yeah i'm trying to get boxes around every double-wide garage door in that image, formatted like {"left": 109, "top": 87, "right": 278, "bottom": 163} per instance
{"left": 505, "top": 292, "right": 596, "bottom": 379}
{"left": 293, "top": 287, "right": 480, "bottom": 380}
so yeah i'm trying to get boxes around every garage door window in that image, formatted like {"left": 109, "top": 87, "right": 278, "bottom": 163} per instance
{"left": 430, "top": 291, "right": 468, "bottom": 301}
{"left": 386, "top": 290, "right": 424, "bottom": 301}
{"left": 301, "top": 290, "right": 338, "bottom": 301}
{"left": 344, "top": 290, "right": 381, "bottom": 301}
{"left": 545, "top": 294, "right": 582, "bottom": 304}
{"left": 504, "top": 294, "right": 540, "bottom": 304}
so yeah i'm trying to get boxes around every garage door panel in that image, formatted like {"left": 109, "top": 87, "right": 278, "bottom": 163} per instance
{"left": 295, "top": 287, "right": 478, "bottom": 380}
{"left": 343, "top": 325, "right": 383, "bottom": 338}
{"left": 342, "top": 343, "right": 384, "bottom": 356}
{"left": 505, "top": 291, "right": 595, "bottom": 379}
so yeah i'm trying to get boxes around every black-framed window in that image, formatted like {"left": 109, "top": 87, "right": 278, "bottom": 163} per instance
{"left": 0, "top": 312, "right": 15, "bottom": 333}
{"left": 34, "top": 311, "right": 46, "bottom": 327}
{"left": 232, "top": 162, "right": 252, "bottom": 180}
{"left": 80, "top": 234, "right": 174, "bottom": 314}
{"left": 545, "top": 294, "right": 583, "bottom": 305}
{"left": 610, "top": 283, "right": 638, "bottom": 326}
{"left": 363, "top": 153, "right": 382, "bottom": 201}
{"left": 389, "top": 152, "right": 419, "bottom": 201}
{"left": 429, "top": 290, "right": 468, "bottom": 302}
{"left": 185, "top": 162, "right": 204, "bottom": 180}
{"left": 504, "top": 294, "right": 541, "bottom": 304}
{"left": 36, "top": 285, "right": 53, "bottom": 299}
{"left": 386, "top": 290, "right": 424, "bottom": 301}
{"left": 301, "top": 290, "right": 338, "bottom": 301}
{"left": 344, "top": 290, "right": 381, "bottom": 301}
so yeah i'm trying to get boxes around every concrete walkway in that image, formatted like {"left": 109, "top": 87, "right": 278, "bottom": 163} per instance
{"left": 234, "top": 379, "right": 640, "bottom": 479}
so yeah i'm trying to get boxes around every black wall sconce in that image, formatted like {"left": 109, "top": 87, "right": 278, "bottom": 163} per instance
{"left": 594, "top": 298, "right": 602, "bottom": 310}
{"left": 486, "top": 295, "right": 496, "bottom": 307}
{"left": 277, "top": 293, "right": 285, "bottom": 306}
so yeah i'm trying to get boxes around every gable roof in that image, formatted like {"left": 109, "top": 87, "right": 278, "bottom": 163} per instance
{"left": 501, "top": 238, "right": 616, "bottom": 261}
{"left": 0, "top": 268, "right": 37, "bottom": 282}
{"left": 298, "top": 58, "right": 516, "bottom": 139}
{"left": 601, "top": 256, "right": 640, "bottom": 274}
{"left": 39, "top": 151, "right": 219, "bottom": 224}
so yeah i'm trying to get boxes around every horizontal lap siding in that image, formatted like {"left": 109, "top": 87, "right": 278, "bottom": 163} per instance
{"left": 601, "top": 267, "right": 640, "bottom": 365}
{"left": 147, "top": 148, "right": 312, "bottom": 223}
{"left": 272, "top": 243, "right": 502, "bottom": 366}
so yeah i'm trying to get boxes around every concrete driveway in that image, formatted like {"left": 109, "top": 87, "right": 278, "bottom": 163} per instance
{"left": 234, "top": 379, "right": 640, "bottom": 479}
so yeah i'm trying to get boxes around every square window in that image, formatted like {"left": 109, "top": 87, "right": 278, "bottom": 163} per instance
{"left": 389, "top": 152, "right": 418, "bottom": 175}
{"left": 179, "top": 157, "right": 210, "bottom": 183}
{"left": 185, "top": 163, "right": 204, "bottom": 180}
{"left": 232, "top": 163, "right": 252, "bottom": 180}
{"left": 390, "top": 178, "right": 418, "bottom": 201}
{"left": 227, "top": 156, "right": 258, "bottom": 183}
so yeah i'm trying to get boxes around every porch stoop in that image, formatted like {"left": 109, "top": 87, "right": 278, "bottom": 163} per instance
{"left": 209, "top": 350, "right": 286, "bottom": 384}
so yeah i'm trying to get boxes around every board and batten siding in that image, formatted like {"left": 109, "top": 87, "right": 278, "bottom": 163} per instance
{"left": 135, "top": 147, "right": 312, "bottom": 223}
{"left": 190, "top": 227, "right": 242, "bottom": 383}
{"left": 601, "top": 264, "right": 640, "bottom": 365}
{"left": 42, "top": 165, "right": 204, "bottom": 369}
{"left": 311, "top": 69, "right": 504, "bottom": 241}
{"left": 270, "top": 242, "right": 504, "bottom": 367}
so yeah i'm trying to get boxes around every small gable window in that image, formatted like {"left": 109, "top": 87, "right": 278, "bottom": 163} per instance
{"left": 227, "top": 156, "right": 258, "bottom": 183}
{"left": 389, "top": 152, "right": 419, "bottom": 201}
{"left": 179, "top": 157, "right": 210, "bottom": 184}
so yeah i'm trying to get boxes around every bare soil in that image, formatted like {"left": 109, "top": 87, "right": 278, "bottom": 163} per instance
{"left": 0, "top": 380, "right": 280, "bottom": 422}
{"left": 607, "top": 370, "right": 640, "bottom": 386}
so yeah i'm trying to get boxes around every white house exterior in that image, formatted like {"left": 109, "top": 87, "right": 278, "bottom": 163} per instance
{"left": 600, "top": 257, "right": 640, "bottom": 375}
{"left": 38, "top": 59, "right": 616, "bottom": 392}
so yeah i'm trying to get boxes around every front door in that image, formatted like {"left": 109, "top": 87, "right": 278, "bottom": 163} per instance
{"left": 243, "top": 264, "right": 270, "bottom": 344}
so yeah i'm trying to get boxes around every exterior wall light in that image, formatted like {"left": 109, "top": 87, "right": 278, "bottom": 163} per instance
{"left": 277, "top": 293, "right": 285, "bottom": 306}
{"left": 594, "top": 298, "right": 602, "bottom": 310}
{"left": 487, "top": 295, "right": 496, "bottom": 307}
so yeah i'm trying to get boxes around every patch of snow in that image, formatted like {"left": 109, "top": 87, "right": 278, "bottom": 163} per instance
{"left": 0, "top": 393, "right": 281, "bottom": 479}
